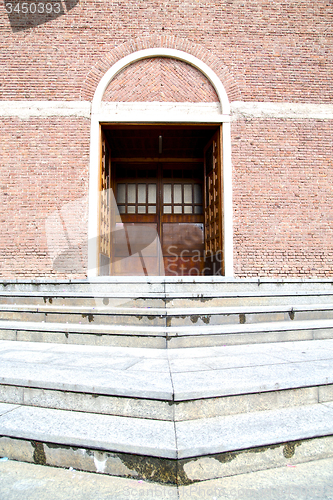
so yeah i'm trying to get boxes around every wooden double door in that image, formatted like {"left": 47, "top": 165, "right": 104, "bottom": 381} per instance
{"left": 99, "top": 128, "right": 223, "bottom": 276}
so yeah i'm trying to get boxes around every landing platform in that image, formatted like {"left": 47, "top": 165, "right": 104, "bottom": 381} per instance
{"left": 1, "top": 339, "right": 333, "bottom": 484}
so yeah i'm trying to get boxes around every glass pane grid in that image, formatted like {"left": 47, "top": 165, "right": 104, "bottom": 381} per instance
{"left": 116, "top": 182, "right": 157, "bottom": 216}
{"left": 162, "top": 181, "right": 203, "bottom": 215}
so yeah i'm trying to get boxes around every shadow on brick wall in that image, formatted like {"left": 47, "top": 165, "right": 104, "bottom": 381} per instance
{"left": 4, "top": 0, "right": 79, "bottom": 32}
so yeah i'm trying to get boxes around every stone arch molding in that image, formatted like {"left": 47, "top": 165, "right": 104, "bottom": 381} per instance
{"left": 92, "top": 48, "right": 230, "bottom": 115}
{"left": 88, "top": 47, "right": 234, "bottom": 278}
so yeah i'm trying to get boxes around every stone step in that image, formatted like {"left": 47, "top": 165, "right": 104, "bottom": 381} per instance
{"left": 1, "top": 277, "right": 333, "bottom": 292}
{"left": 0, "top": 340, "right": 332, "bottom": 421}
{"left": 1, "top": 401, "right": 333, "bottom": 484}
{"left": 166, "top": 291, "right": 333, "bottom": 308}
{"left": 1, "top": 303, "right": 333, "bottom": 326}
{"left": 1, "top": 317, "right": 333, "bottom": 347}
{"left": 1, "top": 339, "right": 333, "bottom": 483}
{"left": 1, "top": 289, "right": 333, "bottom": 309}
{"left": 1, "top": 279, "right": 333, "bottom": 309}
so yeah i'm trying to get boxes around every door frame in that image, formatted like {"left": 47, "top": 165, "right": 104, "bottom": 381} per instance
{"left": 110, "top": 155, "right": 206, "bottom": 276}
{"left": 88, "top": 48, "right": 233, "bottom": 277}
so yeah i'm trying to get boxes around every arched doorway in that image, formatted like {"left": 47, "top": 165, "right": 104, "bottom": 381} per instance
{"left": 88, "top": 48, "right": 233, "bottom": 277}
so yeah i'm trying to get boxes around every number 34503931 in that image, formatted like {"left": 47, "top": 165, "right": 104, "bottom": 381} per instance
{"left": 5, "top": 2, "right": 62, "bottom": 14}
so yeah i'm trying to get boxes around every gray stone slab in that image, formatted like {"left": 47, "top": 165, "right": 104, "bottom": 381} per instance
{"left": 319, "top": 385, "right": 333, "bottom": 403}
{"left": 195, "top": 353, "right": 285, "bottom": 371}
{"left": 0, "top": 346, "right": 145, "bottom": 371}
{"left": 322, "top": 401, "right": 333, "bottom": 411}
{"left": 19, "top": 387, "right": 173, "bottom": 420}
{"left": 0, "top": 385, "right": 24, "bottom": 405}
{"left": 167, "top": 345, "right": 226, "bottom": 359}
{"left": 0, "top": 350, "right": 63, "bottom": 364}
{"left": 181, "top": 434, "right": 333, "bottom": 483}
{"left": 169, "top": 352, "right": 283, "bottom": 372}
{"left": 66, "top": 333, "right": 166, "bottom": 348}
{"left": 275, "top": 338, "right": 333, "bottom": 353}
{"left": 314, "top": 328, "right": 333, "bottom": 340}
{"left": 2, "top": 456, "right": 333, "bottom": 500}
{"left": 48, "top": 342, "right": 168, "bottom": 358}
{"left": 171, "top": 359, "right": 333, "bottom": 400}
{"left": 176, "top": 403, "right": 333, "bottom": 458}
{"left": 168, "top": 329, "right": 314, "bottom": 348}
{"left": 0, "top": 360, "right": 173, "bottom": 400}
{"left": 166, "top": 304, "right": 333, "bottom": 316}
{"left": 267, "top": 348, "right": 333, "bottom": 363}
{"left": 0, "top": 460, "right": 178, "bottom": 500}
{"left": 179, "top": 456, "right": 333, "bottom": 500}
{"left": 168, "top": 294, "right": 333, "bottom": 308}
{"left": 169, "top": 357, "right": 213, "bottom": 373}
{"left": 167, "top": 339, "right": 333, "bottom": 362}
{"left": 126, "top": 359, "right": 170, "bottom": 373}
{"left": 174, "top": 386, "right": 319, "bottom": 421}
{"left": 0, "top": 319, "right": 167, "bottom": 336}
{"left": 14, "top": 330, "right": 167, "bottom": 348}
{"left": 166, "top": 318, "right": 333, "bottom": 336}
{"left": 0, "top": 340, "right": 54, "bottom": 351}
{"left": 0, "top": 403, "right": 19, "bottom": 416}
{"left": 43, "top": 312, "right": 166, "bottom": 327}
{"left": 0, "top": 405, "right": 177, "bottom": 458}
{"left": 0, "top": 331, "right": 16, "bottom": 341}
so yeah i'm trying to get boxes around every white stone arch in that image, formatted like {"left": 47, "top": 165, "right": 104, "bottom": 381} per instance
{"left": 87, "top": 48, "right": 233, "bottom": 277}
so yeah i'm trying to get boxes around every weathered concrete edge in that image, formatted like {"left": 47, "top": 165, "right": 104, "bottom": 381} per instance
{"left": 1, "top": 434, "right": 333, "bottom": 485}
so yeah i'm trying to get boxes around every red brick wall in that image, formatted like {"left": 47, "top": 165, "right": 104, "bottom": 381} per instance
{"left": 232, "top": 118, "right": 333, "bottom": 277}
{"left": 1, "top": 1, "right": 332, "bottom": 102}
{"left": 0, "top": 117, "right": 90, "bottom": 278}
{"left": 1, "top": 0, "right": 333, "bottom": 278}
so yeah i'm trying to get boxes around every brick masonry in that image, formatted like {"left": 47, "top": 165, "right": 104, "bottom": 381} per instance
{"left": 0, "top": 117, "right": 89, "bottom": 278}
{"left": 232, "top": 118, "right": 333, "bottom": 277}
{"left": 103, "top": 58, "right": 219, "bottom": 102}
{"left": 0, "top": 1, "right": 333, "bottom": 278}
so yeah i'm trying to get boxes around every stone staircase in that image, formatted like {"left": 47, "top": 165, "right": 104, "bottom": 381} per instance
{"left": 0, "top": 277, "right": 333, "bottom": 485}
{"left": 1, "top": 277, "right": 333, "bottom": 348}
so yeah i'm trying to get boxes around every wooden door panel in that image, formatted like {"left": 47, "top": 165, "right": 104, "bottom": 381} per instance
{"left": 110, "top": 161, "right": 205, "bottom": 276}
{"left": 99, "top": 132, "right": 111, "bottom": 275}
{"left": 204, "top": 129, "right": 224, "bottom": 275}
{"left": 162, "top": 222, "right": 204, "bottom": 276}
{"left": 111, "top": 222, "right": 160, "bottom": 276}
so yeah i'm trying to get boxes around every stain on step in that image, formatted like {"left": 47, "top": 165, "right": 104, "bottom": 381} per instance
{"left": 283, "top": 441, "right": 301, "bottom": 458}
{"left": 31, "top": 441, "right": 46, "bottom": 465}
{"left": 82, "top": 314, "right": 94, "bottom": 323}
{"left": 239, "top": 313, "right": 246, "bottom": 324}
{"left": 190, "top": 315, "right": 210, "bottom": 324}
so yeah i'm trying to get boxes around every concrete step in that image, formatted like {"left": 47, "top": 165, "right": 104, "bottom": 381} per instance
{"left": 166, "top": 290, "right": 333, "bottom": 307}
{"left": 0, "top": 291, "right": 333, "bottom": 309}
{"left": 1, "top": 401, "right": 333, "bottom": 484}
{"left": 2, "top": 457, "right": 333, "bottom": 500}
{"left": 1, "top": 277, "right": 333, "bottom": 292}
{"left": 1, "top": 317, "right": 333, "bottom": 347}
{"left": 1, "top": 290, "right": 333, "bottom": 309}
{"left": 1, "top": 278, "right": 333, "bottom": 310}
{"left": 1, "top": 339, "right": 333, "bottom": 484}
{"left": 1, "top": 278, "right": 333, "bottom": 485}
{"left": 0, "top": 340, "right": 332, "bottom": 420}
{"left": 2, "top": 303, "right": 333, "bottom": 327}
